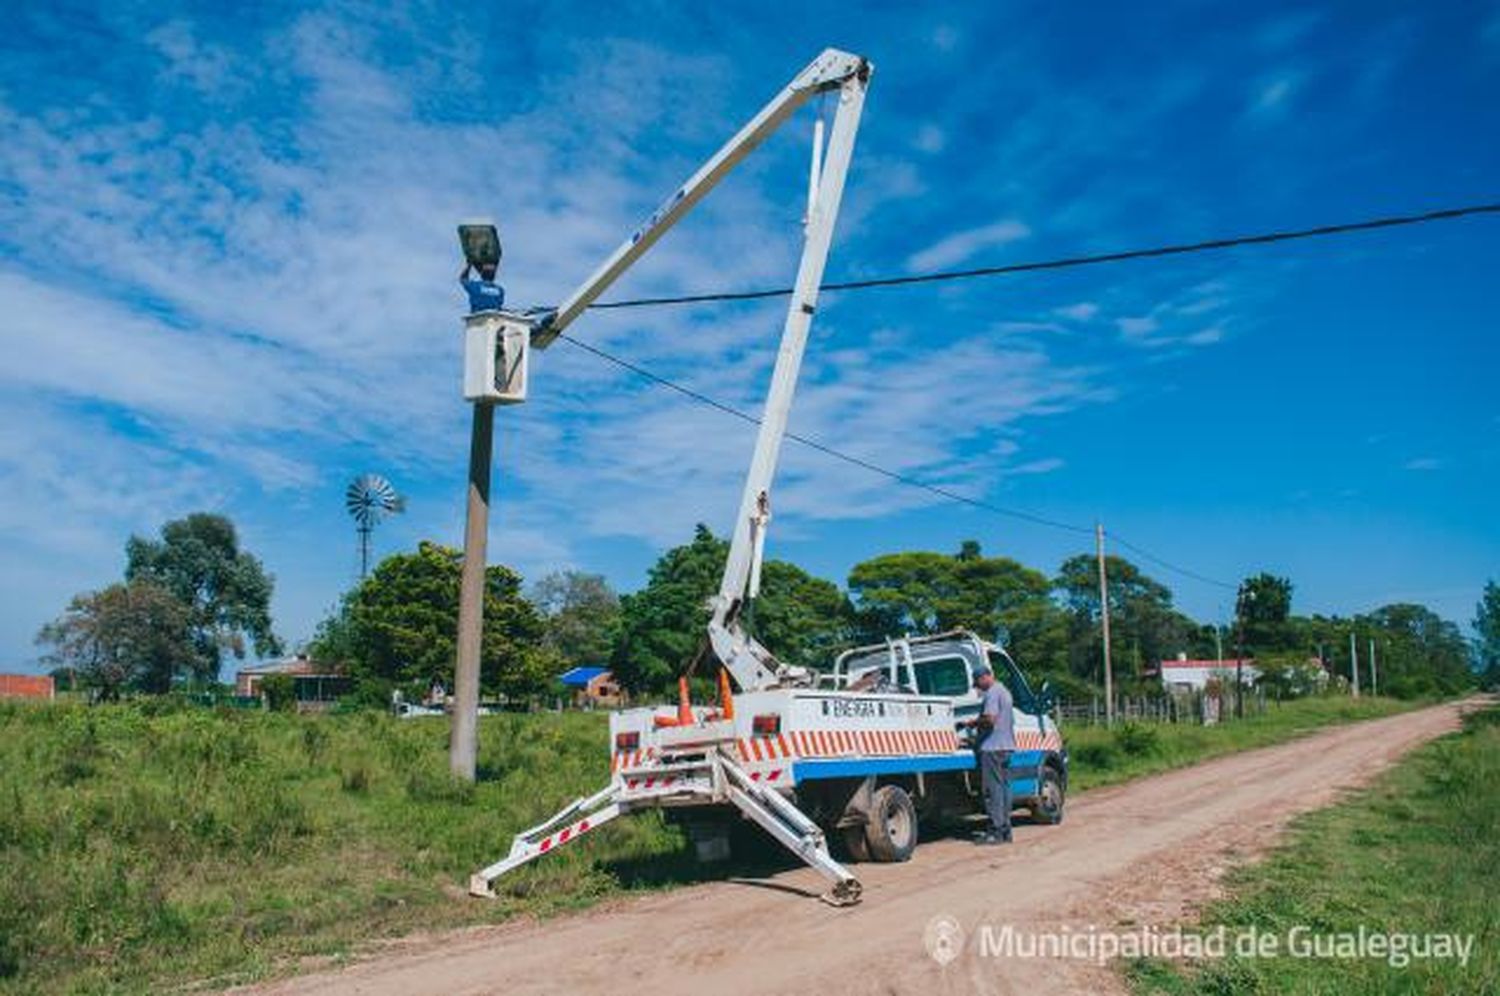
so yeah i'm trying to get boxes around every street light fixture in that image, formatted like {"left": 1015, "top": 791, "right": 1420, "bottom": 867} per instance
{"left": 458, "top": 220, "right": 502, "bottom": 270}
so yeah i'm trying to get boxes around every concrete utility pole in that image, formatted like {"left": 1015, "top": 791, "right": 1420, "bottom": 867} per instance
{"left": 450, "top": 219, "right": 516, "bottom": 784}
{"left": 1096, "top": 522, "right": 1114, "bottom": 727}
{"left": 1234, "top": 587, "right": 1253, "bottom": 720}
{"left": 451, "top": 404, "right": 493, "bottom": 781}
{"left": 1369, "top": 637, "right": 1378, "bottom": 697}
{"left": 1349, "top": 629, "right": 1360, "bottom": 698}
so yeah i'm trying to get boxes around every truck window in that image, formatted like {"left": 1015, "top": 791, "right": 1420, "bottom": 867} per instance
{"left": 913, "top": 656, "right": 970, "bottom": 697}
{"left": 987, "top": 649, "right": 1032, "bottom": 709}
{"left": 849, "top": 663, "right": 911, "bottom": 689}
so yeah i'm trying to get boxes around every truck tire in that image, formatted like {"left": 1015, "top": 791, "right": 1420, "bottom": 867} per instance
{"left": 840, "top": 825, "right": 872, "bottom": 862}
{"left": 1029, "top": 765, "right": 1065, "bottom": 825}
{"left": 864, "top": 784, "right": 918, "bottom": 862}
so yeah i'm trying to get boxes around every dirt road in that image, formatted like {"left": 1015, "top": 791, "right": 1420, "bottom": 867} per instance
{"left": 245, "top": 699, "right": 1475, "bottom": 996}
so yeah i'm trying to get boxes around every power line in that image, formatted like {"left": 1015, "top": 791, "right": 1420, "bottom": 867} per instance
{"left": 559, "top": 332, "right": 1090, "bottom": 535}
{"left": 587, "top": 201, "right": 1500, "bottom": 311}
{"left": 551, "top": 200, "right": 1500, "bottom": 589}
{"left": 557, "top": 334, "right": 1255, "bottom": 590}
{"left": 1110, "top": 535, "right": 1236, "bottom": 590}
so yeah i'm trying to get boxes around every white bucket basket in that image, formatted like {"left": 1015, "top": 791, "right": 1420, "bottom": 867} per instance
{"left": 463, "top": 312, "right": 529, "bottom": 404}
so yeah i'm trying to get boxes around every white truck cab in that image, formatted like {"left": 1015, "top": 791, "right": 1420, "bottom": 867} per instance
{"left": 832, "top": 631, "right": 1067, "bottom": 818}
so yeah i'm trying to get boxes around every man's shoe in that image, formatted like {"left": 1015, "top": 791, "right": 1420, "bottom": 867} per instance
{"left": 975, "top": 831, "right": 1012, "bottom": 846}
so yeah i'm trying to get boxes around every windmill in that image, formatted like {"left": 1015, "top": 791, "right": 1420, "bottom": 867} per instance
{"left": 345, "top": 474, "right": 405, "bottom": 578}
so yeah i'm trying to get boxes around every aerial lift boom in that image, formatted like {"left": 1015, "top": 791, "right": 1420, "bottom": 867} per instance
{"left": 528, "top": 48, "right": 871, "bottom": 693}
{"left": 471, "top": 49, "right": 872, "bottom": 904}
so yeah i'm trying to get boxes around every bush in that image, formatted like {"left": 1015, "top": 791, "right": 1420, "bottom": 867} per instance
{"left": 1113, "top": 722, "right": 1160, "bottom": 756}
{"left": 1070, "top": 740, "right": 1119, "bottom": 768}
{"left": 259, "top": 674, "right": 295, "bottom": 712}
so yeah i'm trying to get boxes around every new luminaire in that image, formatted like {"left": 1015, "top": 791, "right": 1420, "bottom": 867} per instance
{"left": 458, "top": 221, "right": 502, "bottom": 270}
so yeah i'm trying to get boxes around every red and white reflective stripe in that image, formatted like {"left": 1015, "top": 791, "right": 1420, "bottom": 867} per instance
{"left": 613, "top": 747, "right": 659, "bottom": 772}
{"left": 625, "top": 775, "right": 681, "bottom": 790}
{"left": 535, "top": 814, "right": 596, "bottom": 854}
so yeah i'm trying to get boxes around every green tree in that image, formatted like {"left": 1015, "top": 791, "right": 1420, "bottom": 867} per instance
{"left": 1054, "top": 553, "right": 1188, "bottom": 686}
{"left": 1475, "top": 581, "right": 1500, "bottom": 688}
{"left": 1362, "top": 603, "right": 1473, "bottom": 698}
{"left": 846, "top": 540, "right": 1066, "bottom": 672}
{"left": 611, "top": 525, "right": 849, "bottom": 695}
{"left": 1237, "top": 573, "right": 1295, "bottom": 651}
{"left": 125, "top": 513, "right": 281, "bottom": 681}
{"left": 753, "top": 559, "right": 852, "bottom": 671}
{"left": 35, "top": 579, "right": 196, "bottom": 698}
{"left": 529, "top": 570, "right": 621, "bottom": 669}
{"left": 315, "top": 541, "right": 553, "bottom": 700}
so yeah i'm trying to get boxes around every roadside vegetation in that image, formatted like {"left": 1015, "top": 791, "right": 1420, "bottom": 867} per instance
{"left": 1065, "top": 695, "right": 1414, "bottom": 791}
{"left": 1128, "top": 703, "right": 1499, "bottom": 995}
{"left": 0, "top": 703, "right": 681, "bottom": 994}
{"left": 0, "top": 693, "right": 1433, "bottom": 994}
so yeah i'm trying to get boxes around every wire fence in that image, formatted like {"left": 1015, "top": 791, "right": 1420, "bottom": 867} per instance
{"left": 1056, "top": 687, "right": 1270, "bottom": 726}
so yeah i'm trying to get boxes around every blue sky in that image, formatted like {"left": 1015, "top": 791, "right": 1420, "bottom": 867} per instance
{"left": 2, "top": 1, "right": 1498, "bottom": 672}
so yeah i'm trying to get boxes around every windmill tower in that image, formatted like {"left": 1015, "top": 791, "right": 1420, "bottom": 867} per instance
{"left": 345, "top": 474, "right": 405, "bottom": 578}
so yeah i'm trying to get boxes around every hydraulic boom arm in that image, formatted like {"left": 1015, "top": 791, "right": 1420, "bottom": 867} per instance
{"left": 528, "top": 49, "right": 872, "bottom": 693}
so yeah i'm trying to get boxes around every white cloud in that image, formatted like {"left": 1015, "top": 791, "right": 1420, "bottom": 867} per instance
{"left": 147, "top": 20, "right": 236, "bottom": 95}
{"left": 931, "top": 24, "right": 961, "bottom": 52}
{"left": 1249, "top": 71, "right": 1303, "bottom": 117}
{"left": 1009, "top": 457, "right": 1065, "bottom": 475}
{"left": 913, "top": 124, "right": 947, "bottom": 154}
{"left": 1403, "top": 457, "right": 1442, "bottom": 472}
{"left": 905, "top": 220, "right": 1030, "bottom": 272}
{"left": 1117, "top": 316, "right": 1159, "bottom": 342}
{"left": 1055, "top": 302, "right": 1099, "bottom": 322}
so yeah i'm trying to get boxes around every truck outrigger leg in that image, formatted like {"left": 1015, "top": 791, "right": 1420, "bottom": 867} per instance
{"left": 471, "top": 733, "right": 861, "bottom": 905}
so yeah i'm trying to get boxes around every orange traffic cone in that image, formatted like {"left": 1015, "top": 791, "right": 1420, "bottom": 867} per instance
{"left": 717, "top": 667, "right": 735, "bottom": 720}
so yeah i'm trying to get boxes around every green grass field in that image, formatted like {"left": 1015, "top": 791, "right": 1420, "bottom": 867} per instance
{"left": 0, "top": 694, "right": 1423, "bottom": 994}
{"left": 1128, "top": 703, "right": 1499, "bottom": 995}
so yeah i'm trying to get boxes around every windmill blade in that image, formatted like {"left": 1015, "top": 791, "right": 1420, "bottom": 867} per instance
{"left": 346, "top": 474, "right": 404, "bottom": 527}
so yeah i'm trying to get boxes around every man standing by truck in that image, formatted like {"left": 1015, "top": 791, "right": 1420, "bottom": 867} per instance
{"left": 970, "top": 663, "right": 1016, "bottom": 845}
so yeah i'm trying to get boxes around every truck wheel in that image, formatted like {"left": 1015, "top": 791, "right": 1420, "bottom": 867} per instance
{"left": 840, "top": 825, "right": 872, "bottom": 863}
{"left": 864, "top": 785, "right": 918, "bottom": 862}
{"left": 1029, "top": 766, "right": 1065, "bottom": 825}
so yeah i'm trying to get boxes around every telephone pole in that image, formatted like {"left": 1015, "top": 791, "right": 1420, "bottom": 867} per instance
{"left": 1096, "top": 522, "right": 1114, "bottom": 727}
{"left": 451, "top": 403, "right": 493, "bottom": 781}
{"left": 1349, "top": 629, "right": 1360, "bottom": 698}
{"left": 1369, "top": 637, "right": 1378, "bottom": 697}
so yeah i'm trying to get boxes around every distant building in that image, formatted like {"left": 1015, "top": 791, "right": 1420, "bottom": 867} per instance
{"left": 558, "top": 666, "right": 625, "bottom": 708}
{"left": 1158, "top": 656, "right": 1259, "bottom": 694}
{"left": 235, "top": 654, "right": 349, "bottom": 709}
{"left": 0, "top": 674, "right": 54, "bottom": 701}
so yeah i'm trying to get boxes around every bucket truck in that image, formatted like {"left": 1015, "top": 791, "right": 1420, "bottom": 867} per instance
{"left": 467, "top": 49, "right": 1067, "bottom": 907}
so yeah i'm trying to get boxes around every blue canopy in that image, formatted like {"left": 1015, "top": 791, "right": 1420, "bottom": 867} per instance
{"left": 558, "top": 666, "right": 609, "bottom": 688}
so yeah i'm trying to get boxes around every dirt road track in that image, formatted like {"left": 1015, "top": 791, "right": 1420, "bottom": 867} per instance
{"left": 243, "top": 699, "right": 1479, "bottom": 996}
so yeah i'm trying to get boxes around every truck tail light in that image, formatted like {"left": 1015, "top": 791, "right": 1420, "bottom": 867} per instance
{"left": 615, "top": 731, "right": 640, "bottom": 751}
{"left": 752, "top": 714, "right": 781, "bottom": 736}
